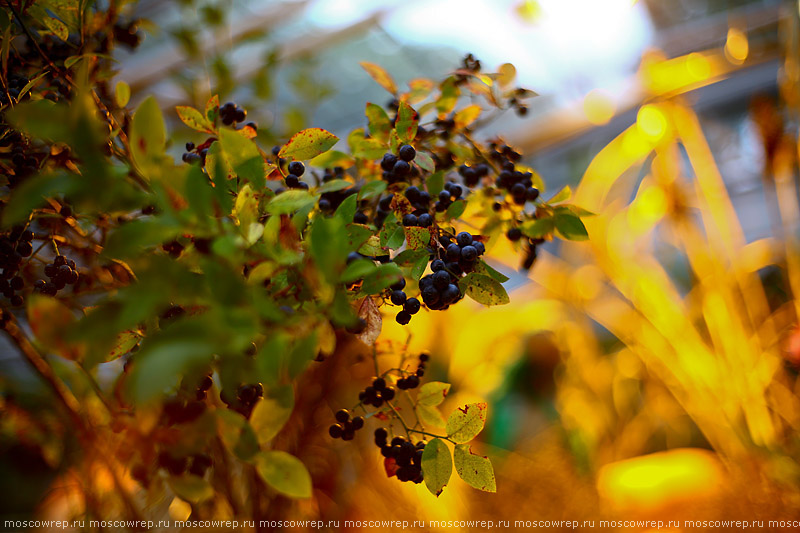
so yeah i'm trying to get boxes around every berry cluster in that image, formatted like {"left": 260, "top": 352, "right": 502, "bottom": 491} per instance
{"left": 328, "top": 409, "right": 365, "bottom": 441}
{"left": 387, "top": 278, "right": 421, "bottom": 326}
{"left": 379, "top": 144, "right": 420, "bottom": 185}
{"left": 220, "top": 383, "right": 263, "bottom": 418}
{"left": 397, "top": 353, "right": 428, "bottom": 389}
{"left": 181, "top": 141, "right": 207, "bottom": 165}
{"left": 5, "top": 143, "right": 39, "bottom": 187}
{"left": 458, "top": 163, "right": 490, "bottom": 188}
{"left": 328, "top": 353, "right": 433, "bottom": 485}
{"left": 0, "top": 227, "right": 34, "bottom": 306}
{"left": 36, "top": 255, "right": 79, "bottom": 297}
{"left": 358, "top": 376, "right": 397, "bottom": 408}
{"left": 486, "top": 142, "right": 539, "bottom": 206}
{"left": 0, "top": 74, "right": 30, "bottom": 107}
{"left": 219, "top": 101, "right": 247, "bottom": 126}
{"left": 375, "top": 431, "right": 425, "bottom": 484}
{"left": 283, "top": 161, "right": 309, "bottom": 190}
{"left": 415, "top": 232, "right": 485, "bottom": 313}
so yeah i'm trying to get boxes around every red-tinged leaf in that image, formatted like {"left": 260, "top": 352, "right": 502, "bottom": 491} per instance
{"left": 205, "top": 94, "right": 219, "bottom": 124}
{"left": 374, "top": 411, "right": 389, "bottom": 421}
{"left": 279, "top": 128, "right": 339, "bottom": 161}
{"left": 355, "top": 296, "right": 382, "bottom": 346}
{"left": 395, "top": 101, "right": 418, "bottom": 143}
{"left": 415, "top": 151, "right": 434, "bottom": 173}
{"left": 176, "top": 106, "right": 214, "bottom": 133}
{"left": 390, "top": 194, "right": 415, "bottom": 216}
{"left": 384, "top": 457, "right": 399, "bottom": 478}
{"left": 360, "top": 62, "right": 397, "bottom": 95}
{"left": 404, "top": 226, "right": 431, "bottom": 251}
{"left": 237, "top": 123, "right": 258, "bottom": 139}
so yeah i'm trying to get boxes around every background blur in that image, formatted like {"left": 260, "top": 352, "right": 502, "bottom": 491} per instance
{"left": 7, "top": 0, "right": 800, "bottom": 529}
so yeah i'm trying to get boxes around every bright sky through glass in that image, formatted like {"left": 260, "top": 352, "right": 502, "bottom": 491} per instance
{"left": 305, "top": 0, "right": 654, "bottom": 100}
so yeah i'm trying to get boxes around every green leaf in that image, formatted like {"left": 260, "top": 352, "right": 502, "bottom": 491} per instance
{"left": 217, "top": 410, "right": 260, "bottom": 461}
{"left": 278, "top": 128, "right": 339, "bottom": 161}
{"left": 417, "top": 404, "right": 446, "bottom": 428}
{"left": 250, "top": 385, "right": 294, "bottom": 445}
{"left": 445, "top": 199, "right": 466, "bottom": 219}
{"left": 380, "top": 213, "right": 405, "bottom": 249}
{"left": 393, "top": 249, "right": 428, "bottom": 266}
{"left": 396, "top": 102, "right": 418, "bottom": 143}
{"left": 353, "top": 138, "right": 387, "bottom": 160}
{"left": 130, "top": 96, "right": 167, "bottom": 180}
{"left": 415, "top": 151, "right": 435, "bottom": 173}
{"left": 233, "top": 183, "right": 259, "bottom": 234}
{"left": 176, "top": 105, "right": 214, "bottom": 133}
{"left": 103, "top": 218, "right": 180, "bottom": 258}
{"left": 453, "top": 444, "right": 496, "bottom": 493}
{"left": 128, "top": 322, "right": 216, "bottom": 405}
{"left": 359, "top": 62, "right": 397, "bottom": 95}
{"left": 436, "top": 77, "right": 460, "bottom": 114}
{"left": 557, "top": 204, "right": 596, "bottom": 217}
{"left": 554, "top": 213, "right": 588, "bottom": 241}
{"left": 360, "top": 263, "right": 403, "bottom": 294}
{"left": 346, "top": 223, "right": 373, "bottom": 252}
{"left": 422, "top": 438, "right": 452, "bottom": 497}
{"left": 341, "top": 259, "right": 376, "bottom": 283}
{"left": 17, "top": 71, "right": 49, "bottom": 101}
{"left": 410, "top": 254, "right": 428, "bottom": 280}
{"left": 219, "top": 128, "right": 266, "bottom": 188}
{"left": 520, "top": 218, "right": 555, "bottom": 239}
{"left": 253, "top": 451, "right": 312, "bottom": 499}
{"left": 458, "top": 273, "right": 509, "bottom": 306}
{"left": 334, "top": 194, "right": 357, "bottom": 223}
{"left": 426, "top": 171, "right": 445, "bottom": 196}
{"left": 365, "top": 103, "right": 391, "bottom": 143}
{"left": 418, "top": 381, "right": 451, "bottom": 407}
{"left": 309, "top": 150, "right": 353, "bottom": 169}
{"left": 205, "top": 94, "right": 219, "bottom": 124}
{"left": 358, "top": 180, "right": 387, "bottom": 201}
{"left": 317, "top": 179, "right": 352, "bottom": 194}
{"left": 474, "top": 260, "right": 510, "bottom": 283}
{"left": 548, "top": 185, "right": 571, "bottom": 204}
{"left": 1, "top": 172, "right": 74, "bottom": 227}
{"left": 267, "top": 190, "right": 315, "bottom": 214}
{"left": 446, "top": 402, "right": 488, "bottom": 443}
{"left": 310, "top": 216, "right": 347, "bottom": 282}
{"left": 114, "top": 80, "right": 130, "bottom": 108}
{"left": 168, "top": 477, "right": 214, "bottom": 503}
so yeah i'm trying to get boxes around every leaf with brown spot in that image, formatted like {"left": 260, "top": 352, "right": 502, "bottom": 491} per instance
{"left": 454, "top": 444, "right": 496, "bottom": 493}
{"left": 355, "top": 296, "right": 382, "bottom": 346}
{"left": 417, "top": 381, "right": 450, "bottom": 407}
{"left": 446, "top": 402, "right": 487, "bottom": 443}
{"left": 176, "top": 106, "right": 214, "bottom": 133}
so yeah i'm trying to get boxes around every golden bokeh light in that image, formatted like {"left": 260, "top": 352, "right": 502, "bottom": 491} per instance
{"left": 583, "top": 89, "right": 616, "bottom": 125}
